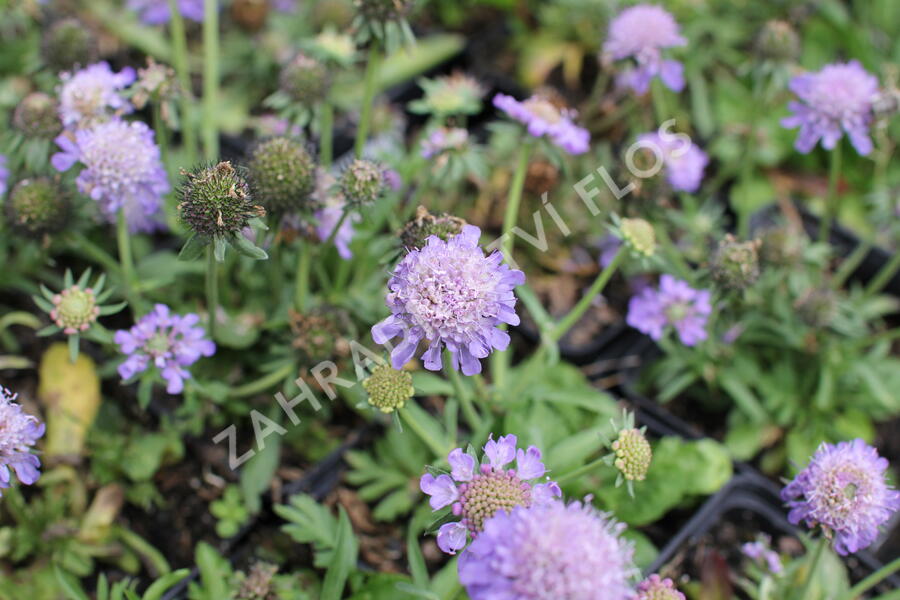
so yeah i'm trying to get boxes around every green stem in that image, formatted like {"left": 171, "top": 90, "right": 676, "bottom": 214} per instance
{"left": 355, "top": 45, "right": 381, "bottom": 158}
{"left": 556, "top": 456, "right": 607, "bottom": 485}
{"left": 842, "top": 555, "right": 900, "bottom": 600}
{"left": 399, "top": 407, "right": 447, "bottom": 458}
{"left": 70, "top": 232, "right": 120, "bottom": 274}
{"left": 500, "top": 140, "right": 534, "bottom": 262}
{"left": 799, "top": 537, "right": 828, "bottom": 600}
{"left": 833, "top": 239, "right": 873, "bottom": 290}
{"left": 737, "top": 71, "right": 764, "bottom": 239}
{"left": 228, "top": 363, "right": 295, "bottom": 398}
{"left": 117, "top": 208, "right": 139, "bottom": 308}
{"left": 819, "top": 142, "right": 842, "bottom": 243}
{"left": 445, "top": 351, "right": 482, "bottom": 432}
{"left": 294, "top": 239, "right": 311, "bottom": 312}
{"left": 153, "top": 101, "right": 169, "bottom": 169}
{"left": 201, "top": 0, "right": 219, "bottom": 160}
{"left": 650, "top": 79, "right": 670, "bottom": 125}
{"left": 656, "top": 223, "right": 693, "bottom": 282}
{"left": 167, "top": 0, "right": 197, "bottom": 165}
{"left": 864, "top": 249, "right": 900, "bottom": 298}
{"left": 320, "top": 103, "right": 334, "bottom": 169}
{"left": 206, "top": 246, "right": 218, "bottom": 340}
{"left": 323, "top": 208, "right": 351, "bottom": 249}
{"left": 551, "top": 249, "right": 624, "bottom": 342}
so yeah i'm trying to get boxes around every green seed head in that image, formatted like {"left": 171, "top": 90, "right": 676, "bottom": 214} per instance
{"left": 611, "top": 428, "right": 652, "bottom": 482}
{"left": 759, "top": 225, "right": 805, "bottom": 266}
{"left": 5, "top": 177, "right": 70, "bottom": 237}
{"left": 51, "top": 285, "right": 99, "bottom": 335}
{"left": 458, "top": 468, "right": 532, "bottom": 534}
{"left": 339, "top": 159, "right": 385, "bottom": 207}
{"left": 755, "top": 20, "right": 800, "bottom": 62}
{"left": 13, "top": 92, "right": 61, "bottom": 138}
{"left": 42, "top": 19, "right": 96, "bottom": 73}
{"left": 362, "top": 364, "right": 414, "bottom": 413}
{"left": 400, "top": 205, "right": 467, "bottom": 250}
{"left": 620, "top": 218, "right": 657, "bottom": 257}
{"left": 796, "top": 286, "right": 838, "bottom": 328}
{"left": 178, "top": 161, "right": 265, "bottom": 238}
{"left": 279, "top": 53, "right": 330, "bottom": 105}
{"left": 354, "top": 0, "right": 414, "bottom": 22}
{"left": 711, "top": 234, "right": 761, "bottom": 290}
{"left": 289, "top": 308, "right": 349, "bottom": 362}
{"left": 248, "top": 137, "right": 317, "bottom": 215}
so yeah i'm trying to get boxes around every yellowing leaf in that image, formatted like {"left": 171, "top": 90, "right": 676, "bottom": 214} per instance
{"left": 38, "top": 342, "right": 101, "bottom": 460}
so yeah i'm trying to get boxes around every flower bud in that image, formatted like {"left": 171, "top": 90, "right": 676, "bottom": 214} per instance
{"left": 338, "top": 159, "right": 386, "bottom": 207}
{"left": 795, "top": 287, "right": 838, "bottom": 328}
{"left": 5, "top": 177, "right": 70, "bottom": 237}
{"left": 42, "top": 19, "right": 96, "bottom": 73}
{"left": 237, "top": 562, "right": 278, "bottom": 600}
{"left": 711, "top": 234, "right": 761, "bottom": 290}
{"left": 399, "top": 205, "right": 467, "bottom": 250}
{"left": 289, "top": 308, "right": 350, "bottom": 362}
{"left": 231, "top": 0, "right": 270, "bottom": 32}
{"left": 755, "top": 20, "right": 800, "bottom": 62}
{"left": 620, "top": 218, "right": 657, "bottom": 257}
{"left": 759, "top": 225, "right": 804, "bottom": 266}
{"left": 51, "top": 286, "right": 100, "bottom": 335}
{"left": 131, "top": 59, "right": 178, "bottom": 111}
{"left": 279, "top": 53, "right": 330, "bottom": 106}
{"left": 13, "top": 92, "right": 61, "bottom": 138}
{"left": 611, "top": 428, "right": 652, "bottom": 482}
{"left": 362, "top": 364, "right": 414, "bottom": 413}
{"left": 248, "top": 137, "right": 317, "bottom": 215}
{"left": 178, "top": 161, "right": 265, "bottom": 238}
{"left": 636, "top": 574, "right": 686, "bottom": 600}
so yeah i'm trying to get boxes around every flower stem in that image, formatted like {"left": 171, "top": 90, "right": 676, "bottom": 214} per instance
{"left": 294, "top": 239, "right": 311, "bottom": 312}
{"left": 201, "top": 0, "right": 219, "bottom": 161}
{"left": 556, "top": 456, "right": 607, "bottom": 485}
{"left": 320, "top": 102, "right": 334, "bottom": 168}
{"left": 550, "top": 249, "right": 624, "bottom": 342}
{"left": 444, "top": 351, "right": 482, "bottom": 432}
{"left": 167, "top": 0, "right": 197, "bottom": 165}
{"left": 206, "top": 245, "right": 218, "bottom": 340}
{"left": 117, "top": 208, "right": 139, "bottom": 308}
{"left": 799, "top": 537, "right": 828, "bottom": 600}
{"left": 819, "top": 141, "right": 842, "bottom": 243}
{"left": 153, "top": 101, "right": 170, "bottom": 169}
{"left": 842, "top": 555, "right": 900, "bottom": 600}
{"left": 864, "top": 248, "right": 900, "bottom": 298}
{"left": 228, "top": 362, "right": 295, "bottom": 398}
{"left": 355, "top": 45, "right": 381, "bottom": 158}
{"left": 500, "top": 140, "right": 534, "bottom": 262}
{"left": 399, "top": 407, "right": 448, "bottom": 458}
{"left": 323, "top": 207, "right": 351, "bottom": 249}
{"left": 833, "top": 239, "right": 873, "bottom": 290}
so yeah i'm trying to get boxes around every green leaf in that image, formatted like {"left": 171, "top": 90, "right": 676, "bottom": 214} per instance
{"left": 321, "top": 508, "right": 358, "bottom": 600}
{"left": 195, "top": 543, "right": 231, "bottom": 600}
{"left": 230, "top": 233, "right": 269, "bottom": 260}
{"left": 177, "top": 233, "right": 209, "bottom": 261}
{"left": 240, "top": 412, "right": 282, "bottom": 514}
{"left": 213, "top": 236, "right": 227, "bottom": 262}
{"left": 54, "top": 564, "right": 89, "bottom": 600}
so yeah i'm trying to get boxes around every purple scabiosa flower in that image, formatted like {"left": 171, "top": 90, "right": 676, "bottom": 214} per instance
{"left": 128, "top": 0, "right": 204, "bottom": 25}
{"left": 421, "top": 127, "right": 469, "bottom": 159}
{"left": 0, "top": 154, "right": 8, "bottom": 198}
{"left": 58, "top": 62, "right": 135, "bottom": 128}
{"left": 419, "top": 434, "right": 561, "bottom": 555}
{"left": 51, "top": 119, "right": 169, "bottom": 233}
{"left": 781, "top": 61, "right": 880, "bottom": 156}
{"left": 315, "top": 198, "right": 359, "bottom": 260}
{"left": 742, "top": 538, "right": 783, "bottom": 574}
{"left": 626, "top": 275, "right": 712, "bottom": 346}
{"left": 493, "top": 94, "right": 590, "bottom": 155}
{"left": 781, "top": 439, "right": 900, "bottom": 555}
{"left": 603, "top": 4, "right": 687, "bottom": 95}
{"left": 0, "top": 387, "right": 45, "bottom": 495}
{"left": 637, "top": 132, "right": 708, "bottom": 192}
{"left": 636, "top": 574, "right": 685, "bottom": 599}
{"left": 372, "top": 225, "right": 525, "bottom": 375}
{"left": 458, "top": 499, "right": 636, "bottom": 599}
{"left": 114, "top": 304, "right": 216, "bottom": 394}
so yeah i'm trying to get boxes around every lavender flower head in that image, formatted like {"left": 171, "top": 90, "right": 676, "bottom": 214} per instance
{"left": 420, "top": 434, "right": 561, "bottom": 555}
{"left": 115, "top": 304, "right": 216, "bottom": 394}
{"left": 627, "top": 275, "right": 711, "bottom": 346}
{"left": 128, "top": 0, "right": 204, "bottom": 25}
{"left": 58, "top": 62, "right": 135, "bottom": 128}
{"left": 636, "top": 574, "right": 685, "bottom": 600}
{"left": 0, "top": 387, "right": 45, "bottom": 495}
{"left": 603, "top": 4, "right": 687, "bottom": 95}
{"left": 0, "top": 154, "right": 8, "bottom": 198}
{"left": 458, "top": 499, "right": 636, "bottom": 600}
{"left": 637, "top": 132, "right": 708, "bottom": 192}
{"left": 493, "top": 94, "right": 590, "bottom": 154}
{"left": 781, "top": 439, "right": 900, "bottom": 555}
{"left": 742, "top": 537, "right": 783, "bottom": 574}
{"left": 781, "top": 61, "right": 880, "bottom": 156}
{"left": 51, "top": 119, "right": 169, "bottom": 233}
{"left": 372, "top": 225, "right": 525, "bottom": 375}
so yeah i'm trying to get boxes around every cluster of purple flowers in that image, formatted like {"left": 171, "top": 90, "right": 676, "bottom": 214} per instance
{"left": 627, "top": 275, "right": 712, "bottom": 346}
{"left": 604, "top": 4, "right": 687, "bottom": 95}
{"left": 0, "top": 387, "right": 45, "bottom": 495}
{"left": 782, "top": 439, "right": 900, "bottom": 555}
{"left": 420, "top": 434, "right": 561, "bottom": 554}
{"left": 128, "top": 0, "right": 204, "bottom": 25}
{"left": 115, "top": 304, "right": 216, "bottom": 394}
{"left": 58, "top": 62, "right": 135, "bottom": 128}
{"left": 637, "top": 131, "right": 709, "bottom": 193}
{"left": 493, "top": 94, "right": 590, "bottom": 154}
{"left": 372, "top": 225, "right": 524, "bottom": 375}
{"left": 52, "top": 119, "right": 169, "bottom": 232}
{"left": 742, "top": 538, "right": 783, "bottom": 574}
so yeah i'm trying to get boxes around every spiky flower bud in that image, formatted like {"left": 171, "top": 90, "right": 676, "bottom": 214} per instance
{"left": 279, "top": 53, "right": 330, "bottom": 105}
{"left": 248, "top": 137, "right": 317, "bottom": 214}
{"left": 42, "top": 19, "right": 96, "bottom": 73}
{"left": 636, "top": 574, "right": 686, "bottom": 600}
{"left": 5, "top": 178, "right": 70, "bottom": 237}
{"left": 237, "top": 562, "right": 278, "bottom": 600}
{"left": 51, "top": 286, "right": 100, "bottom": 335}
{"left": 620, "top": 218, "right": 657, "bottom": 257}
{"left": 362, "top": 364, "right": 414, "bottom": 413}
{"left": 795, "top": 287, "right": 838, "bottom": 328}
{"left": 711, "top": 234, "right": 761, "bottom": 290}
{"left": 355, "top": 0, "right": 413, "bottom": 22}
{"left": 338, "top": 159, "right": 386, "bottom": 207}
{"left": 759, "top": 225, "right": 804, "bottom": 266}
{"left": 289, "top": 308, "right": 349, "bottom": 362}
{"left": 178, "top": 162, "right": 265, "bottom": 238}
{"left": 399, "top": 205, "right": 467, "bottom": 250}
{"left": 612, "top": 428, "right": 652, "bottom": 482}
{"left": 755, "top": 20, "right": 800, "bottom": 62}
{"left": 12, "top": 93, "right": 61, "bottom": 138}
